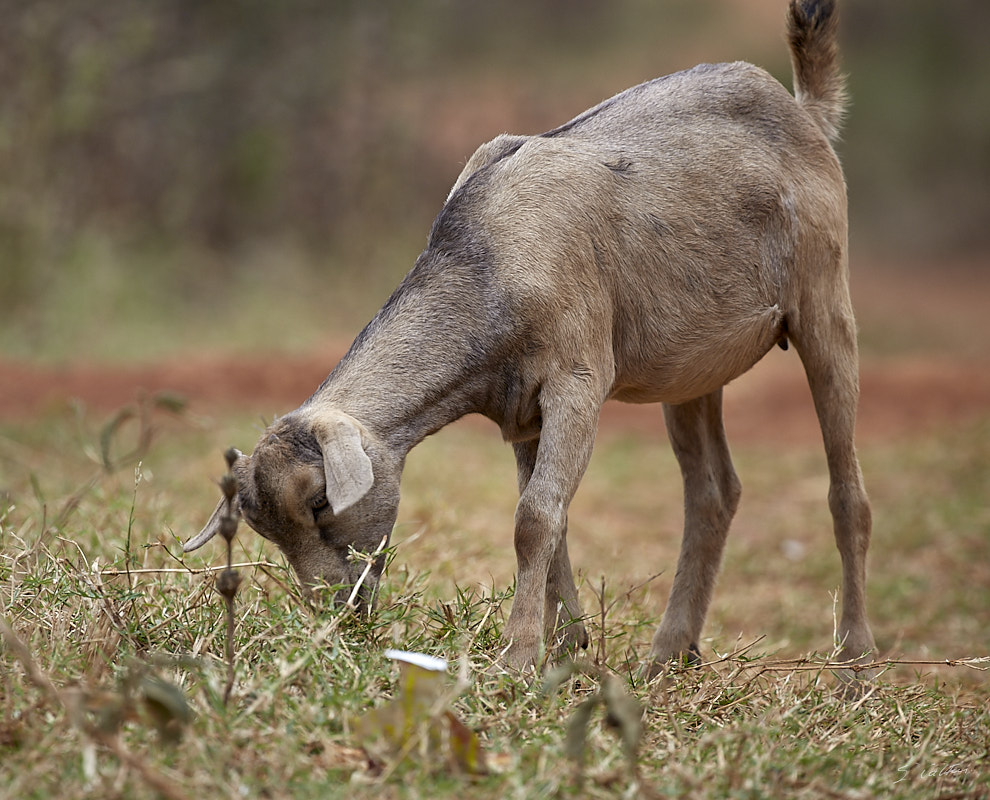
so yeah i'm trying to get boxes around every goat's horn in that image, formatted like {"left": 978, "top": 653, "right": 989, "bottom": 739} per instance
{"left": 183, "top": 498, "right": 225, "bottom": 552}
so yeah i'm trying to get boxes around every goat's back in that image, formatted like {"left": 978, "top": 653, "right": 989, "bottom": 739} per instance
{"left": 433, "top": 61, "right": 846, "bottom": 403}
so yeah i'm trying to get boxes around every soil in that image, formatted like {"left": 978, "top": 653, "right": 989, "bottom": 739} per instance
{"left": 2, "top": 261, "right": 988, "bottom": 445}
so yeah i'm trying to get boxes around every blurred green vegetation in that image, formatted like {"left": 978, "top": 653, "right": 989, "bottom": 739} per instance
{"left": 842, "top": 0, "right": 990, "bottom": 255}
{"left": 1, "top": 0, "right": 987, "bottom": 362}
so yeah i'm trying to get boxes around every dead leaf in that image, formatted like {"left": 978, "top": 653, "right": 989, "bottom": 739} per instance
{"left": 353, "top": 650, "right": 489, "bottom": 776}
{"left": 547, "top": 660, "right": 643, "bottom": 782}
{"left": 139, "top": 674, "right": 193, "bottom": 745}
{"left": 445, "top": 711, "right": 487, "bottom": 775}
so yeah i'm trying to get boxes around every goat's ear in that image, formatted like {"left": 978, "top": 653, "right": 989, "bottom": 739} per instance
{"left": 184, "top": 497, "right": 227, "bottom": 552}
{"left": 315, "top": 414, "right": 374, "bottom": 515}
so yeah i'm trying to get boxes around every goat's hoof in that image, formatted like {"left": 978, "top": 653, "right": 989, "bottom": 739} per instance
{"left": 549, "top": 621, "right": 589, "bottom": 661}
{"left": 495, "top": 636, "right": 543, "bottom": 676}
{"left": 832, "top": 644, "right": 880, "bottom": 697}
{"left": 643, "top": 642, "right": 702, "bottom": 681}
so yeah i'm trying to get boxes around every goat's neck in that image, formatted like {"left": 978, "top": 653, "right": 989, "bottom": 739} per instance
{"left": 304, "top": 257, "right": 495, "bottom": 458}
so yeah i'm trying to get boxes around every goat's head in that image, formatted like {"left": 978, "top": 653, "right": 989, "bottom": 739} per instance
{"left": 185, "top": 409, "right": 399, "bottom": 610}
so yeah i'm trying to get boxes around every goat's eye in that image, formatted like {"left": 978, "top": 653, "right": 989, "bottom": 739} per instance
{"left": 312, "top": 495, "right": 330, "bottom": 515}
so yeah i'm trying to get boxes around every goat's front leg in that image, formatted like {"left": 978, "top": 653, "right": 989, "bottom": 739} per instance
{"left": 513, "top": 440, "right": 589, "bottom": 660}
{"left": 502, "top": 384, "right": 599, "bottom": 673}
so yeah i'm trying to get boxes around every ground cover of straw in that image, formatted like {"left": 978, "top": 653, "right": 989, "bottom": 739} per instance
{"left": 1, "top": 406, "right": 988, "bottom": 799}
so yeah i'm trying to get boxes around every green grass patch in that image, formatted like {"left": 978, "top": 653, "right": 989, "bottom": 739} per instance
{"left": 1, "top": 407, "right": 987, "bottom": 798}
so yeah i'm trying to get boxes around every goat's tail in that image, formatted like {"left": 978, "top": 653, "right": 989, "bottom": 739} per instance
{"left": 786, "top": 0, "right": 846, "bottom": 144}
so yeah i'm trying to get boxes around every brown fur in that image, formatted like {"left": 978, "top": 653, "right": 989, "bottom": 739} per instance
{"left": 188, "top": 0, "right": 876, "bottom": 677}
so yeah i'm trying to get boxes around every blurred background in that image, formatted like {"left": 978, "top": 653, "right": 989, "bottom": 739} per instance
{"left": 1, "top": 0, "right": 988, "bottom": 363}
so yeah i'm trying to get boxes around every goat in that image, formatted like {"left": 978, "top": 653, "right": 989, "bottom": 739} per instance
{"left": 186, "top": 0, "right": 877, "bottom": 677}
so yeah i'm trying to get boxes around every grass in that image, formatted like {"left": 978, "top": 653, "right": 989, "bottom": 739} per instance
{"left": 1, "top": 404, "right": 988, "bottom": 799}
{"left": 0, "top": 238, "right": 398, "bottom": 365}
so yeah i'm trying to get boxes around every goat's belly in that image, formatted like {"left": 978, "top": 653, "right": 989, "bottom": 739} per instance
{"left": 611, "top": 372, "right": 745, "bottom": 405}
{"left": 610, "top": 304, "right": 784, "bottom": 405}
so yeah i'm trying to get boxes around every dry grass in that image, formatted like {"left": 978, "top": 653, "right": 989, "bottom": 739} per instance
{"left": 1, "top": 404, "right": 988, "bottom": 799}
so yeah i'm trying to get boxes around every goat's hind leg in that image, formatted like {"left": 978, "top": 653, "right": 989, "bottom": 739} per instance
{"left": 792, "top": 289, "right": 877, "bottom": 677}
{"left": 647, "top": 389, "right": 741, "bottom": 678}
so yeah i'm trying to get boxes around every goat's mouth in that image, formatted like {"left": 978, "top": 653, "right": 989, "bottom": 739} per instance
{"left": 333, "top": 572, "right": 380, "bottom": 615}
{"left": 303, "top": 569, "right": 380, "bottom": 615}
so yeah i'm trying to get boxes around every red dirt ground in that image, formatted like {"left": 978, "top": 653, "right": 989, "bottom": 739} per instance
{"left": 2, "top": 347, "right": 990, "bottom": 446}
{"left": 2, "top": 261, "right": 988, "bottom": 444}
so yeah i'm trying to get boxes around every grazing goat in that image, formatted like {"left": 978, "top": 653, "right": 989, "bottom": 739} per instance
{"left": 187, "top": 0, "right": 877, "bottom": 677}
